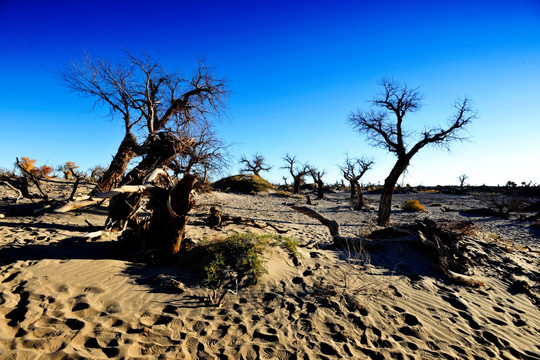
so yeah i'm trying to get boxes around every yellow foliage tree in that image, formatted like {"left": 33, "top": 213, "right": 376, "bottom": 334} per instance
{"left": 57, "top": 161, "right": 79, "bottom": 180}
{"left": 19, "top": 157, "right": 37, "bottom": 173}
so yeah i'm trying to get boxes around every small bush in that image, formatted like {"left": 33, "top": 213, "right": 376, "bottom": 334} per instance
{"left": 401, "top": 199, "right": 427, "bottom": 212}
{"left": 273, "top": 235, "right": 301, "bottom": 259}
{"left": 201, "top": 233, "right": 300, "bottom": 289}
{"left": 202, "top": 233, "right": 270, "bottom": 288}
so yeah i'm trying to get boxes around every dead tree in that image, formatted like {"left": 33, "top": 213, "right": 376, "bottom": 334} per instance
{"left": 309, "top": 167, "right": 325, "bottom": 199}
{"left": 458, "top": 174, "right": 468, "bottom": 188}
{"left": 170, "top": 122, "right": 230, "bottom": 183}
{"left": 89, "top": 165, "right": 106, "bottom": 182}
{"left": 96, "top": 171, "right": 197, "bottom": 262}
{"left": 281, "top": 154, "right": 309, "bottom": 194}
{"left": 348, "top": 78, "right": 476, "bottom": 225}
{"left": 339, "top": 155, "right": 373, "bottom": 210}
{"left": 59, "top": 52, "right": 227, "bottom": 197}
{"left": 240, "top": 153, "right": 271, "bottom": 176}
{"left": 15, "top": 157, "right": 49, "bottom": 201}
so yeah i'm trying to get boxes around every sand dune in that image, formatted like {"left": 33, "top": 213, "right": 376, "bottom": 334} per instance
{"left": 1, "top": 182, "right": 539, "bottom": 359}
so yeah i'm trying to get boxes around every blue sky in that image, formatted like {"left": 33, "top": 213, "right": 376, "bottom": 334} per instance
{"left": 1, "top": 0, "right": 539, "bottom": 186}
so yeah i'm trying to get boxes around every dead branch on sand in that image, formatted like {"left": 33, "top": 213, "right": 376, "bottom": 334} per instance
{"left": 291, "top": 205, "right": 480, "bottom": 286}
{"left": 205, "top": 206, "right": 288, "bottom": 234}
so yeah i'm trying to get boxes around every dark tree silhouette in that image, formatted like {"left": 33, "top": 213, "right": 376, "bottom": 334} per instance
{"left": 309, "top": 167, "right": 325, "bottom": 199}
{"left": 339, "top": 155, "right": 373, "bottom": 210}
{"left": 282, "top": 154, "right": 309, "bottom": 194}
{"left": 59, "top": 52, "right": 227, "bottom": 196}
{"left": 349, "top": 78, "right": 476, "bottom": 225}
{"left": 240, "top": 153, "right": 271, "bottom": 176}
{"left": 458, "top": 174, "right": 468, "bottom": 188}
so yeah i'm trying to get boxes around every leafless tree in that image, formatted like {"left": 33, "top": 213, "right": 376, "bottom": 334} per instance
{"left": 169, "top": 121, "right": 230, "bottom": 183}
{"left": 309, "top": 167, "right": 325, "bottom": 199}
{"left": 89, "top": 165, "right": 106, "bottom": 182}
{"left": 240, "top": 153, "right": 271, "bottom": 176}
{"left": 339, "top": 155, "right": 373, "bottom": 210}
{"left": 458, "top": 174, "right": 468, "bottom": 187}
{"left": 348, "top": 78, "right": 476, "bottom": 225}
{"left": 59, "top": 51, "right": 227, "bottom": 196}
{"left": 281, "top": 154, "right": 309, "bottom": 194}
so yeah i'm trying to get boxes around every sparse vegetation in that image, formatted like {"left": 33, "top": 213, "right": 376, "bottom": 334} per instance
{"left": 401, "top": 199, "right": 427, "bottom": 212}
{"left": 212, "top": 174, "right": 275, "bottom": 194}
{"left": 201, "top": 233, "right": 298, "bottom": 288}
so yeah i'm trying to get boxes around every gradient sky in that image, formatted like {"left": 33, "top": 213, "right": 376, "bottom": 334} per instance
{"left": 1, "top": 0, "right": 539, "bottom": 186}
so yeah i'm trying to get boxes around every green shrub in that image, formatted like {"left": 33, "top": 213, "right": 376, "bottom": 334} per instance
{"left": 212, "top": 174, "right": 275, "bottom": 194}
{"left": 201, "top": 233, "right": 300, "bottom": 288}
{"left": 401, "top": 199, "right": 427, "bottom": 212}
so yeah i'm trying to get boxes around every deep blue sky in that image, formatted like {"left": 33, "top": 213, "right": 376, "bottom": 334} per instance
{"left": 1, "top": 0, "right": 539, "bottom": 186}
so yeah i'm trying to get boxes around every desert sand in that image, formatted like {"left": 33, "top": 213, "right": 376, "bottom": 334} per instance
{"left": 0, "top": 179, "right": 539, "bottom": 359}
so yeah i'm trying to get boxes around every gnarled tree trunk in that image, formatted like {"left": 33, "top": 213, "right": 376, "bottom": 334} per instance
{"left": 106, "top": 132, "right": 194, "bottom": 230}
{"left": 378, "top": 159, "right": 409, "bottom": 226}
{"left": 90, "top": 133, "right": 140, "bottom": 197}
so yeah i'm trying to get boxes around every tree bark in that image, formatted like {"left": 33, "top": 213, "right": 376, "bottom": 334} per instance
{"left": 352, "top": 181, "right": 366, "bottom": 210}
{"left": 90, "top": 133, "right": 140, "bottom": 196}
{"left": 377, "top": 158, "right": 409, "bottom": 226}
{"left": 293, "top": 176, "right": 302, "bottom": 194}
{"left": 317, "top": 178, "right": 324, "bottom": 199}
{"left": 105, "top": 132, "right": 193, "bottom": 230}
{"left": 349, "top": 180, "right": 356, "bottom": 199}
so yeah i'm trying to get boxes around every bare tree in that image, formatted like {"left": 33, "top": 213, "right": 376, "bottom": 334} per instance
{"left": 458, "top": 174, "right": 468, "bottom": 188}
{"left": 281, "top": 154, "right": 309, "bottom": 194}
{"left": 59, "top": 52, "right": 227, "bottom": 196}
{"left": 339, "top": 155, "right": 373, "bottom": 210}
{"left": 169, "top": 121, "right": 230, "bottom": 183}
{"left": 309, "top": 167, "right": 325, "bottom": 199}
{"left": 240, "top": 153, "right": 271, "bottom": 176}
{"left": 348, "top": 78, "right": 476, "bottom": 225}
{"left": 89, "top": 165, "right": 106, "bottom": 183}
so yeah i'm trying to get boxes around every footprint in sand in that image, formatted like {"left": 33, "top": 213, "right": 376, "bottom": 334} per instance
{"left": 253, "top": 328, "right": 279, "bottom": 343}
{"left": 442, "top": 295, "right": 469, "bottom": 311}
{"left": 458, "top": 310, "right": 481, "bottom": 330}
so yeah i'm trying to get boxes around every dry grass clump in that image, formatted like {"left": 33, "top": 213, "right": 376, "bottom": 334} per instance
{"left": 401, "top": 199, "right": 427, "bottom": 212}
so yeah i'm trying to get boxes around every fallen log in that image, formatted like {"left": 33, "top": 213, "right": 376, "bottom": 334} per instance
{"left": 291, "top": 205, "right": 419, "bottom": 247}
{"left": 1, "top": 180, "right": 23, "bottom": 202}
{"left": 291, "top": 205, "right": 480, "bottom": 286}
{"left": 205, "top": 206, "right": 288, "bottom": 234}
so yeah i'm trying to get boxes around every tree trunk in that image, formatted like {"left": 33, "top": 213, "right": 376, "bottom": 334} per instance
{"left": 349, "top": 180, "right": 356, "bottom": 199}
{"left": 353, "top": 181, "right": 365, "bottom": 210}
{"left": 106, "top": 132, "right": 193, "bottom": 230}
{"left": 293, "top": 176, "right": 302, "bottom": 194}
{"left": 112, "top": 174, "right": 196, "bottom": 263}
{"left": 317, "top": 178, "right": 324, "bottom": 199}
{"left": 377, "top": 159, "right": 409, "bottom": 226}
{"left": 90, "top": 133, "right": 139, "bottom": 196}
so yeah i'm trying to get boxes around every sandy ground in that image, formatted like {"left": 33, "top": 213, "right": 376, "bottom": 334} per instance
{"left": 0, "top": 179, "right": 539, "bottom": 359}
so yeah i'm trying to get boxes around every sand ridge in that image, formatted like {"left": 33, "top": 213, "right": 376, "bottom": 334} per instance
{"left": 1, "top": 181, "right": 539, "bottom": 359}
